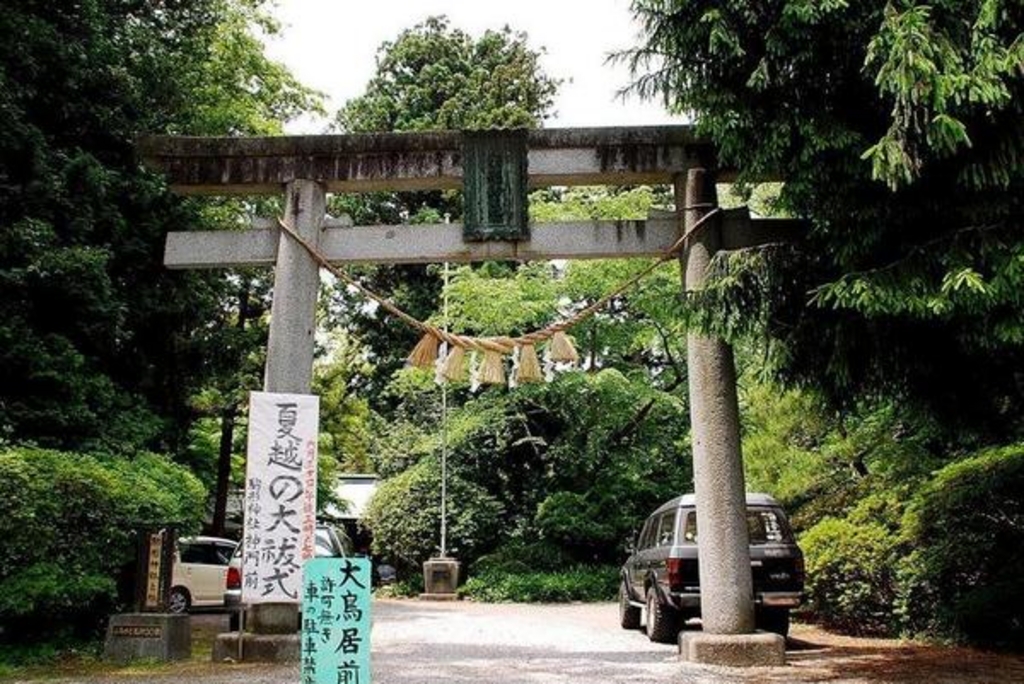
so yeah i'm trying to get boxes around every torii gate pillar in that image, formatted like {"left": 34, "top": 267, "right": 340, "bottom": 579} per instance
{"left": 676, "top": 169, "right": 785, "bottom": 664}
{"left": 264, "top": 179, "right": 325, "bottom": 394}
{"left": 246, "top": 179, "right": 324, "bottom": 640}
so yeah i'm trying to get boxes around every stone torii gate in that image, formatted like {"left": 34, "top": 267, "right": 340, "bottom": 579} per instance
{"left": 139, "top": 126, "right": 799, "bottom": 666}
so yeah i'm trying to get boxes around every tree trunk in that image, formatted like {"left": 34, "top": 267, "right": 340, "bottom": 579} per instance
{"left": 210, "top": 280, "right": 252, "bottom": 537}
{"left": 211, "top": 406, "right": 236, "bottom": 536}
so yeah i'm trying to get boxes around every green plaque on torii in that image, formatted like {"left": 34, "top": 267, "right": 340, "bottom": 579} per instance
{"left": 462, "top": 129, "right": 529, "bottom": 242}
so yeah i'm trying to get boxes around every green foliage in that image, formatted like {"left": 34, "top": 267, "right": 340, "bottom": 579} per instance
{"left": 800, "top": 502, "right": 902, "bottom": 636}
{"left": 373, "top": 576, "right": 423, "bottom": 600}
{"left": 363, "top": 369, "right": 691, "bottom": 573}
{"left": 444, "top": 262, "right": 559, "bottom": 337}
{"left": 625, "top": 0, "right": 1024, "bottom": 436}
{"left": 0, "top": 0, "right": 319, "bottom": 453}
{"left": 314, "top": 332, "right": 373, "bottom": 473}
{"left": 741, "top": 384, "right": 832, "bottom": 507}
{"left": 354, "top": 179, "right": 697, "bottom": 574}
{"left": 460, "top": 566, "right": 618, "bottom": 603}
{"left": 0, "top": 447, "right": 205, "bottom": 641}
{"left": 898, "top": 444, "right": 1024, "bottom": 647}
{"left": 361, "top": 458, "right": 504, "bottom": 570}
{"left": 529, "top": 186, "right": 669, "bottom": 222}
{"left": 534, "top": 492, "right": 620, "bottom": 555}
{"left": 337, "top": 16, "right": 559, "bottom": 133}
{"left": 472, "top": 540, "right": 576, "bottom": 575}
{"left": 742, "top": 376, "right": 1024, "bottom": 644}
{"left": 740, "top": 379, "right": 947, "bottom": 526}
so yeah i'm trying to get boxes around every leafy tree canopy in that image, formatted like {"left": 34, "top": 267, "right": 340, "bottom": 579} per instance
{"left": 0, "top": 0, "right": 320, "bottom": 452}
{"left": 336, "top": 15, "right": 559, "bottom": 133}
{"left": 626, "top": 0, "right": 1024, "bottom": 439}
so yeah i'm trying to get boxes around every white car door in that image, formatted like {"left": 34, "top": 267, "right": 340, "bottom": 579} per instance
{"left": 179, "top": 541, "right": 233, "bottom": 605}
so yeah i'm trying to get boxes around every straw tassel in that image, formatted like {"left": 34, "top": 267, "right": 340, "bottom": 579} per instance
{"left": 547, "top": 331, "right": 579, "bottom": 364}
{"left": 478, "top": 349, "right": 506, "bottom": 386}
{"left": 513, "top": 344, "right": 544, "bottom": 384}
{"left": 440, "top": 344, "right": 467, "bottom": 382}
{"left": 407, "top": 332, "right": 440, "bottom": 369}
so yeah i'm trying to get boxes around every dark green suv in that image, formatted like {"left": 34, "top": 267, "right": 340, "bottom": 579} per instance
{"left": 619, "top": 492, "right": 804, "bottom": 643}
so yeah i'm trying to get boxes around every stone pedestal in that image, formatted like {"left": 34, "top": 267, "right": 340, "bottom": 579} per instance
{"left": 678, "top": 632, "right": 786, "bottom": 667}
{"left": 420, "top": 557, "right": 460, "bottom": 600}
{"left": 249, "top": 603, "right": 299, "bottom": 634}
{"left": 212, "top": 632, "right": 300, "bottom": 663}
{"left": 104, "top": 613, "right": 190, "bottom": 663}
{"left": 217, "top": 603, "right": 301, "bottom": 663}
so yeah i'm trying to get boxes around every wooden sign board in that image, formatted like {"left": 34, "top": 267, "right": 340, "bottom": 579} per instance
{"left": 144, "top": 531, "right": 164, "bottom": 609}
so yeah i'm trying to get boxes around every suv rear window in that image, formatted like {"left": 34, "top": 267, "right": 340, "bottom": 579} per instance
{"left": 678, "top": 507, "right": 791, "bottom": 544}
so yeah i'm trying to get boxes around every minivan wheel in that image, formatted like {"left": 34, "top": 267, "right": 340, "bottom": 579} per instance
{"left": 168, "top": 587, "right": 190, "bottom": 614}
{"left": 756, "top": 607, "right": 790, "bottom": 637}
{"left": 645, "top": 588, "right": 680, "bottom": 644}
{"left": 619, "top": 581, "right": 641, "bottom": 630}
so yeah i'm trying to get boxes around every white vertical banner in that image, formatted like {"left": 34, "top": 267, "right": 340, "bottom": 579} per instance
{"left": 243, "top": 391, "right": 319, "bottom": 604}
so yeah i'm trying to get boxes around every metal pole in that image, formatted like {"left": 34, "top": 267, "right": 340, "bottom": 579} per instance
{"left": 440, "top": 261, "right": 449, "bottom": 558}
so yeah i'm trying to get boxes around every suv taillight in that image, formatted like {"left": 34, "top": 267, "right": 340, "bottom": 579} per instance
{"left": 794, "top": 554, "right": 806, "bottom": 585}
{"left": 667, "top": 558, "right": 683, "bottom": 590}
{"left": 226, "top": 566, "right": 241, "bottom": 590}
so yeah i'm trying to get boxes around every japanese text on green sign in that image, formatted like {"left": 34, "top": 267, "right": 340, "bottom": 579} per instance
{"left": 301, "top": 558, "right": 371, "bottom": 684}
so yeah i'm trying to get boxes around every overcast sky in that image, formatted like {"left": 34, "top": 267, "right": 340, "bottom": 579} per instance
{"left": 263, "top": 0, "right": 679, "bottom": 133}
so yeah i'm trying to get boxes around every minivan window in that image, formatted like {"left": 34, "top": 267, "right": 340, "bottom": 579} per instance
{"left": 180, "top": 542, "right": 232, "bottom": 565}
{"left": 678, "top": 508, "right": 791, "bottom": 544}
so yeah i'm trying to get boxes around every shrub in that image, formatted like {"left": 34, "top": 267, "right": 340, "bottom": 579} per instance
{"left": 534, "top": 492, "right": 621, "bottom": 557}
{"left": 0, "top": 447, "right": 205, "bottom": 644}
{"left": 472, "top": 539, "right": 578, "bottom": 576}
{"left": 898, "top": 444, "right": 1024, "bottom": 647}
{"left": 459, "top": 565, "right": 618, "bottom": 603}
{"left": 800, "top": 513, "right": 901, "bottom": 635}
{"left": 362, "top": 458, "right": 503, "bottom": 572}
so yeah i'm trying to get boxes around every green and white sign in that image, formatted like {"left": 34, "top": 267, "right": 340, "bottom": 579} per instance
{"left": 301, "top": 558, "right": 372, "bottom": 684}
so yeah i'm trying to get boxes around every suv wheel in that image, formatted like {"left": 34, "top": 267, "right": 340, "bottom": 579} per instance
{"left": 756, "top": 607, "right": 790, "bottom": 637}
{"left": 619, "top": 581, "right": 641, "bottom": 629}
{"left": 645, "top": 587, "right": 680, "bottom": 644}
{"left": 168, "top": 587, "right": 190, "bottom": 614}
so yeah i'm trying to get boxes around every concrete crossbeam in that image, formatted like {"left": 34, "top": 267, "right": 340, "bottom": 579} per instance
{"left": 163, "top": 214, "right": 802, "bottom": 269}
{"left": 138, "top": 126, "right": 721, "bottom": 195}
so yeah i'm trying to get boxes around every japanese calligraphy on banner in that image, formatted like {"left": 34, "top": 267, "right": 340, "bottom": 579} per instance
{"left": 302, "top": 558, "right": 372, "bottom": 684}
{"left": 243, "top": 391, "right": 319, "bottom": 604}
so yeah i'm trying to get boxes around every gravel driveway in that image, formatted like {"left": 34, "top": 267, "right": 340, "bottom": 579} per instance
{"left": 372, "top": 599, "right": 707, "bottom": 684}
{"left": 10, "top": 600, "right": 1024, "bottom": 684}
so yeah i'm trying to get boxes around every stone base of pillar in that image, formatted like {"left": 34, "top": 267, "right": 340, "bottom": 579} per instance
{"left": 678, "top": 632, "right": 786, "bottom": 667}
{"left": 212, "top": 632, "right": 299, "bottom": 663}
{"left": 248, "top": 603, "right": 298, "bottom": 634}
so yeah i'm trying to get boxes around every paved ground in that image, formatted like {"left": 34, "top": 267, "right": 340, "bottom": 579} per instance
{"left": 7, "top": 601, "right": 1024, "bottom": 683}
